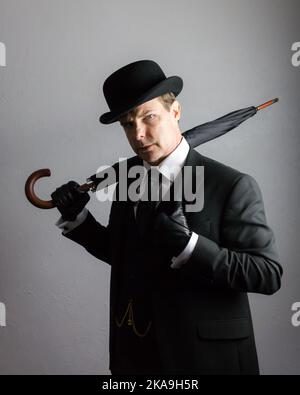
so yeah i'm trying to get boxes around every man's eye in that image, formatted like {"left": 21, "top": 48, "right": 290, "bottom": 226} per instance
{"left": 123, "top": 122, "right": 133, "bottom": 128}
{"left": 146, "top": 114, "right": 155, "bottom": 120}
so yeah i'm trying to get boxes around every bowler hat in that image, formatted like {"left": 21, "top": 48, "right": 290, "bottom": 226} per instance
{"left": 99, "top": 60, "right": 183, "bottom": 124}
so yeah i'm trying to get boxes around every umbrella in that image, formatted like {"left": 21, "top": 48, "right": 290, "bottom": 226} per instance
{"left": 25, "top": 98, "right": 278, "bottom": 209}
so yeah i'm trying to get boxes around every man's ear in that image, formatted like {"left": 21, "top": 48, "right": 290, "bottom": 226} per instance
{"left": 171, "top": 100, "right": 181, "bottom": 122}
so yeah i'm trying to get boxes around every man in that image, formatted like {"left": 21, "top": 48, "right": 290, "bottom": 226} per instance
{"left": 52, "top": 60, "right": 282, "bottom": 375}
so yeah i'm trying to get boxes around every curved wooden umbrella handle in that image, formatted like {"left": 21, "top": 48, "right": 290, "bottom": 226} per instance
{"left": 25, "top": 169, "right": 95, "bottom": 209}
{"left": 25, "top": 169, "right": 54, "bottom": 209}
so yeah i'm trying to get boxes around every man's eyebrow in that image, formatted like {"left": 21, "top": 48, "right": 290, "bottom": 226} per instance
{"left": 120, "top": 109, "right": 156, "bottom": 123}
{"left": 140, "top": 109, "right": 156, "bottom": 115}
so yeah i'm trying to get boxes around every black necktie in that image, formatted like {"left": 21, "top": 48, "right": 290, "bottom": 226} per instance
{"left": 136, "top": 168, "right": 163, "bottom": 237}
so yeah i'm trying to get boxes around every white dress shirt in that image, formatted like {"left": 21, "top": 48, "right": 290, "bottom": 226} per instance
{"left": 55, "top": 136, "right": 198, "bottom": 269}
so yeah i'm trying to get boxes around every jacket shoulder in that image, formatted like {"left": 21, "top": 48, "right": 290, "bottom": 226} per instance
{"left": 198, "top": 151, "right": 254, "bottom": 186}
{"left": 190, "top": 149, "right": 260, "bottom": 200}
{"left": 200, "top": 153, "right": 242, "bottom": 179}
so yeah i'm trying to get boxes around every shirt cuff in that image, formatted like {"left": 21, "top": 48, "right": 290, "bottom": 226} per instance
{"left": 55, "top": 208, "right": 89, "bottom": 235}
{"left": 170, "top": 232, "right": 199, "bottom": 269}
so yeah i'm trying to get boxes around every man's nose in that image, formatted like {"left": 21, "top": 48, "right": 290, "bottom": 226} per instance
{"left": 133, "top": 124, "right": 146, "bottom": 141}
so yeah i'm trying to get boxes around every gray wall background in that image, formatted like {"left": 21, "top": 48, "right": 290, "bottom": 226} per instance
{"left": 0, "top": 0, "right": 299, "bottom": 375}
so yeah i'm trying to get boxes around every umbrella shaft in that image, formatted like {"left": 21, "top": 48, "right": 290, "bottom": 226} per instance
{"left": 257, "top": 98, "right": 279, "bottom": 111}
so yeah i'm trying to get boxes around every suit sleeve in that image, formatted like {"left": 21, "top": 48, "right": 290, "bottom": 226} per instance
{"left": 184, "top": 174, "right": 283, "bottom": 295}
{"left": 62, "top": 210, "right": 112, "bottom": 266}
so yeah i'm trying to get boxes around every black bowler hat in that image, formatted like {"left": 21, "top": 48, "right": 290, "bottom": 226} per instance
{"left": 99, "top": 60, "right": 183, "bottom": 124}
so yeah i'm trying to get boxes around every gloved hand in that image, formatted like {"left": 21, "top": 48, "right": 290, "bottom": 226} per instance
{"left": 153, "top": 201, "right": 193, "bottom": 262}
{"left": 51, "top": 181, "right": 90, "bottom": 221}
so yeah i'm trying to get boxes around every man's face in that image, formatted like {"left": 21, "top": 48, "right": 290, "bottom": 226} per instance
{"left": 118, "top": 97, "right": 182, "bottom": 166}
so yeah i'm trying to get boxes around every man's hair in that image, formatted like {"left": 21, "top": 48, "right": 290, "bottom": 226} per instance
{"left": 157, "top": 92, "right": 177, "bottom": 111}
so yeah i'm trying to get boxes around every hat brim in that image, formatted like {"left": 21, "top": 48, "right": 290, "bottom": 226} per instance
{"left": 99, "top": 76, "right": 183, "bottom": 125}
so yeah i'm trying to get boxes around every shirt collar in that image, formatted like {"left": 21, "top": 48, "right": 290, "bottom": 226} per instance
{"left": 143, "top": 136, "right": 190, "bottom": 181}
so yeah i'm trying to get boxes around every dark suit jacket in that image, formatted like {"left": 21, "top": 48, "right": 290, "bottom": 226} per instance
{"left": 63, "top": 147, "right": 282, "bottom": 375}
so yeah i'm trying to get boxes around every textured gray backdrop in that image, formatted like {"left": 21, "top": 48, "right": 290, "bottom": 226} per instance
{"left": 0, "top": 0, "right": 299, "bottom": 375}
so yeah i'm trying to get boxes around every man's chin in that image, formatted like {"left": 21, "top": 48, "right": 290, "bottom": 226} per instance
{"left": 142, "top": 154, "right": 163, "bottom": 166}
{"left": 137, "top": 146, "right": 157, "bottom": 161}
{"left": 137, "top": 152, "right": 153, "bottom": 162}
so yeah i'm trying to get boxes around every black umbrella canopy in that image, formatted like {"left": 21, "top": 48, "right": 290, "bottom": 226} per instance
{"left": 184, "top": 98, "right": 278, "bottom": 147}
{"left": 184, "top": 106, "right": 257, "bottom": 147}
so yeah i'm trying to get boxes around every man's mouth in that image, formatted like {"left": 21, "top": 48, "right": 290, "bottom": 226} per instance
{"left": 138, "top": 144, "right": 154, "bottom": 152}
